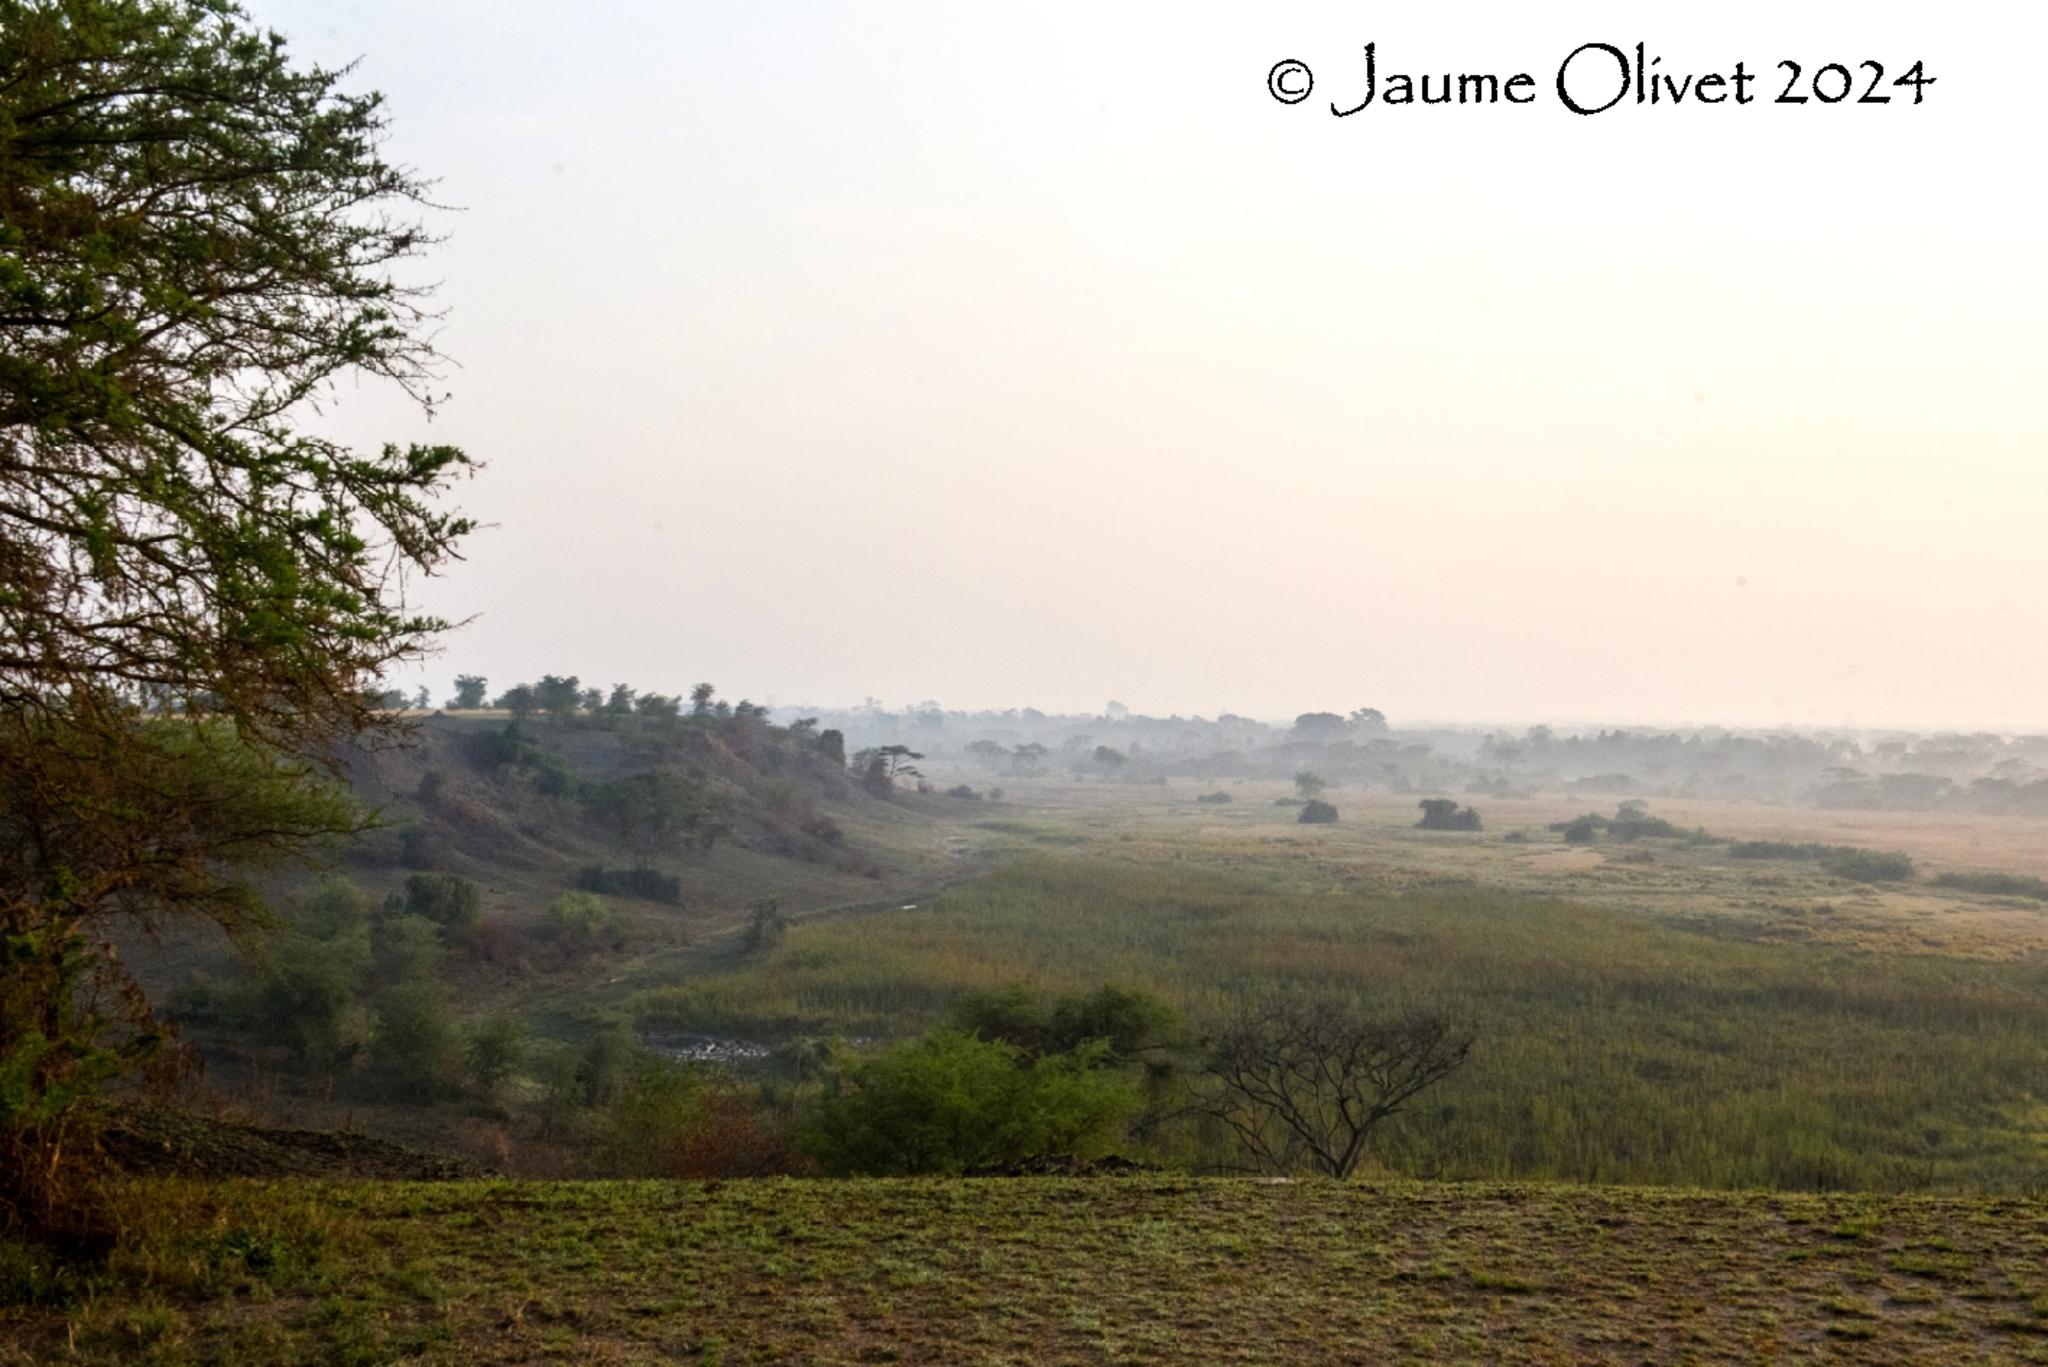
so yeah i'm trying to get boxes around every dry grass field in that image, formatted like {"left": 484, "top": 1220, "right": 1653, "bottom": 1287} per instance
{"left": 8, "top": 1177, "right": 2048, "bottom": 1364}
{"left": 934, "top": 776, "right": 2048, "bottom": 958}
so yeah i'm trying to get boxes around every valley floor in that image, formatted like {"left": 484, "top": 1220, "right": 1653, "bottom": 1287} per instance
{"left": 10, "top": 1176, "right": 2048, "bottom": 1364}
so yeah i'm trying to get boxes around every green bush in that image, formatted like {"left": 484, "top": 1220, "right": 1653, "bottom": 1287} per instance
{"left": 580, "top": 1021, "right": 641, "bottom": 1109}
{"left": 798, "top": 1029, "right": 1138, "bottom": 1175}
{"left": 948, "top": 986, "right": 1176, "bottom": 1061}
{"left": 548, "top": 891, "right": 613, "bottom": 950}
{"left": 401, "top": 873, "right": 482, "bottom": 938}
{"left": 373, "top": 913, "right": 443, "bottom": 985}
{"left": 465, "top": 1014, "right": 527, "bottom": 1096}
{"left": 299, "top": 880, "right": 372, "bottom": 939}
{"left": 246, "top": 931, "right": 370, "bottom": 1068}
{"left": 369, "top": 984, "right": 461, "bottom": 1101}
{"left": 1298, "top": 799, "right": 1339, "bottom": 824}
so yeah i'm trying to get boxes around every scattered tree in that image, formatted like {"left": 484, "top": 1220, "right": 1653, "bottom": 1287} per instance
{"left": 465, "top": 1015, "right": 527, "bottom": 1098}
{"left": 1203, "top": 998, "right": 1471, "bottom": 1178}
{"left": 452, "top": 675, "right": 490, "bottom": 710}
{"left": 1416, "top": 798, "right": 1483, "bottom": 831}
{"left": 1290, "top": 712, "right": 1349, "bottom": 744}
{"left": 816, "top": 728, "right": 847, "bottom": 766}
{"left": 853, "top": 745, "right": 924, "bottom": 796}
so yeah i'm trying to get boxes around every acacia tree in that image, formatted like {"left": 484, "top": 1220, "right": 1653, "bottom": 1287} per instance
{"left": 1202, "top": 998, "right": 1470, "bottom": 1179}
{"left": 852, "top": 744, "right": 922, "bottom": 795}
{"left": 0, "top": 0, "right": 471, "bottom": 1238}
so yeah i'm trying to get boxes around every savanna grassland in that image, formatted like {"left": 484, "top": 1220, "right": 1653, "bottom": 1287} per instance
{"left": 15, "top": 773, "right": 2048, "bottom": 1364}
{"left": 633, "top": 776, "right": 2048, "bottom": 1193}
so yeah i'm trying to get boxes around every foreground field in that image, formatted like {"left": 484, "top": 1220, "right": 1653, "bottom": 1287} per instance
{"left": 9, "top": 1177, "right": 2048, "bottom": 1363}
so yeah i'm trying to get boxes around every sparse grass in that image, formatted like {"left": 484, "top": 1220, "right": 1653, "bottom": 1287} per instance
{"left": 8, "top": 1177, "right": 2048, "bottom": 1364}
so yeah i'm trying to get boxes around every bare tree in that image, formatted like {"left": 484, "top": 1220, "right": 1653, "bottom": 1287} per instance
{"left": 1203, "top": 998, "right": 1471, "bottom": 1178}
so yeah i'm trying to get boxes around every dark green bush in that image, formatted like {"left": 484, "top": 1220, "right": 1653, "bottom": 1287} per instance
{"left": 1298, "top": 799, "right": 1339, "bottom": 824}
{"left": 369, "top": 984, "right": 461, "bottom": 1101}
{"left": 575, "top": 866, "right": 683, "bottom": 904}
{"left": 401, "top": 873, "right": 482, "bottom": 938}
{"left": 948, "top": 985, "right": 1177, "bottom": 1062}
{"left": 1417, "top": 799, "right": 1481, "bottom": 831}
{"left": 797, "top": 1029, "right": 1137, "bottom": 1176}
{"left": 1560, "top": 816, "right": 1601, "bottom": 844}
{"left": 1821, "top": 849, "right": 1916, "bottom": 883}
{"left": 1931, "top": 870, "right": 2048, "bottom": 901}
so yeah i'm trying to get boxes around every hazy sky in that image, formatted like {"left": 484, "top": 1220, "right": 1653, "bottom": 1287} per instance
{"left": 254, "top": 1, "right": 2044, "bottom": 730}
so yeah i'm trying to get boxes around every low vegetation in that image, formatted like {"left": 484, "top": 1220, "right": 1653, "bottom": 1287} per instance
{"left": 633, "top": 855, "right": 2048, "bottom": 1192}
{"left": 9, "top": 1178, "right": 2048, "bottom": 1363}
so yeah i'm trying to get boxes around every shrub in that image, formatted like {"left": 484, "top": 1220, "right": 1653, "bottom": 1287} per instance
{"left": 945, "top": 784, "right": 981, "bottom": 800}
{"left": 1560, "top": 815, "right": 1602, "bottom": 845}
{"left": 575, "top": 866, "right": 683, "bottom": 905}
{"left": 1821, "top": 849, "right": 1916, "bottom": 883}
{"left": 1726, "top": 841, "right": 1915, "bottom": 883}
{"left": 397, "top": 823, "right": 439, "bottom": 870}
{"left": 373, "top": 913, "right": 443, "bottom": 986}
{"left": 588, "top": 1063, "right": 804, "bottom": 1178}
{"left": 1196, "top": 791, "right": 1234, "bottom": 804}
{"left": 1608, "top": 812, "right": 1688, "bottom": 842}
{"left": 466, "top": 1015, "right": 527, "bottom": 1097}
{"left": 548, "top": 891, "right": 613, "bottom": 951}
{"left": 582, "top": 771, "right": 727, "bottom": 863}
{"left": 1932, "top": 871, "right": 2048, "bottom": 901}
{"left": 797, "top": 1030, "right": 1138, "bottom": 1176}
{"left": 402, "top": 873, "right": 482, "bottom": 938}
{"left": 1417, "top": 798, "right": 1482, "bottom": 831}
{"left": 580, "top": 1021, "right": 641, "bottom": 1109}
{"left": 300, "top": 880, "right": 372, "bottom": 939}
{"left": 246, "top": 931, "right": 371, "bottom": 1068}
{"left": 744, "top": 898, "right": 789, "bottom": 953}
{"left": 948, "top": 985, "right": 1177, "bottom": 1062}
{"left": 1728, "top": 840, "right": 1836, "bottom": 861}
{"left": 1298, "top": 799, "right": 1339, "bottom": 824}
{"left": 369, "top": 984, "right": 462, "bottom": 1101}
